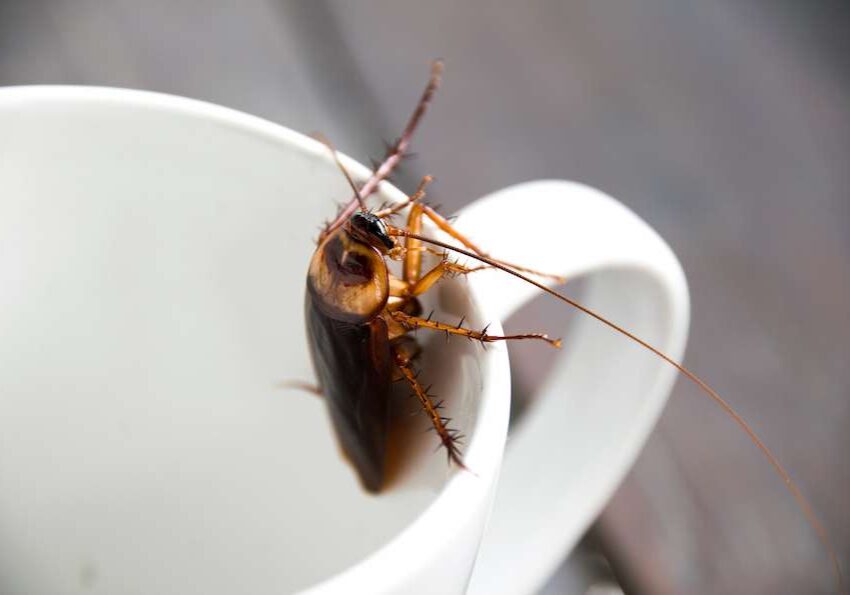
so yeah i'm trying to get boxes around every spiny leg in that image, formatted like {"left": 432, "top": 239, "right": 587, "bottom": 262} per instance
{"left": 390, "top": 310, "right": 562, "bottom": 348}
{"left": 391, "top": 185, "right": 481, "bottom": 286}
{"left": 403, "top": 203, "right": 426, "bottom": 285}
{"left": 415, "top": 204, "right": 566, "bottom": 283}
{"left": 384, "top": 189, "right": 564, "bottom": 283}
{"left": 392, "top": 344, "right": 466, "bottom": 468}
{"left": 384, "top": 262, "right": 487, "bottom": 342}
{"left": 320, "top": 61, "right": 443, "bottom": 241}
{"left": 397, "top": 200, "right": 492, "bottom": 288}
{"left": 374, "top": 175, "right": 432, "bottom": 219}
{"left": 375, "top": 171, "right": 561, "bottom": 283}
{"left": 389, "top": 249, "right": 485, "bottom": 298}
{"left": 408, "top": 259, "right": 487, "bottom": 297}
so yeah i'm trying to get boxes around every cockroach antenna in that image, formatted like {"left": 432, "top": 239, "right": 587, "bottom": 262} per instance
{"left": 387, "top": 226, "right": 846, "bottom": 593}
{"left": 315, "top": 133, "right": 368, "bottom": 212}
{"left": 320, "top": 60, "right": 444, "bottom": 240}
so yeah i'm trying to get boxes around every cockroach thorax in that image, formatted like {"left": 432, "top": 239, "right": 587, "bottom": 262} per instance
{"left": 307, "top": 226, "right": 390, "bottom": 324}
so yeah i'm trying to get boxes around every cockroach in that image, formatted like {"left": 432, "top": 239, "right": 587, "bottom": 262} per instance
{"left": 296, "top": 61, "right": 844, "bottom": 592}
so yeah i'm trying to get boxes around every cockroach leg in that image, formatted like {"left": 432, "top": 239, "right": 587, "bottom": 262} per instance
{"left": 407, "top": 259, "right": 487, "bottom": 296}
{"left": 278, "top": 380, "right": 323, "bottom": 398}
{"left": 399, "top": 199, "right": 492, "bottom": 287}
{"left": 409, "top": 260, "right": 460, "bottom": 297}
{"left": 389, "top": 310, "right": 562, "bottom": 348}
{"left": 388, "top": 190, "right": 565, "bottom": 283}
{"left": 320, "top": 60, "right": 443, "bottom": 242}
{"left": 416, "top": 203, "right": 566, "bottom": 283}
{"left": 390, "top": 257, "right": 484, "bottom": 302}
{"left": 374, "top": 175, "right": 433, "bottom": 219}
{"left": 385, "top": 290, "right": 422, "bottom": 340}
{"left": 402, "top": 203, "right": 426, "bottom": 284}
{"left": 392, "top": 345, "right": 466, "bottom": 467}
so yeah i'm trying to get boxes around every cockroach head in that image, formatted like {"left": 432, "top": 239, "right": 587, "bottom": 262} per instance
{"left": 346, "top": 212, "right": 395, "bottom": 252}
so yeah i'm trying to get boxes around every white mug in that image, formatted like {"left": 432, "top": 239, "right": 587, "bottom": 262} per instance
{"left": 0, "top": 87, "right": 689, "bottom": 595}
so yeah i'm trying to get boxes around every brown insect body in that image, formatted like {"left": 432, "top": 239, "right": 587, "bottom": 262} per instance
{"left": 305, "top": 225, "right": 393, "bottom": 491}
{"left": 306, "top": 215, "right": 439, "bottom": 492}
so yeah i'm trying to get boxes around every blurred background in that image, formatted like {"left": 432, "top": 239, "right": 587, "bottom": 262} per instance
{"left": 1, "top": 1, "right": 847, "bottom": 593}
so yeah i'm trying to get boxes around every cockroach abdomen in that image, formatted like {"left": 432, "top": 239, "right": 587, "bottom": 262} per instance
{"left": 305, "top": 291, "right": 392, "bottom": 492}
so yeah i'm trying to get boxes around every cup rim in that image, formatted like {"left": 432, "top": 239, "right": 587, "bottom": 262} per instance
{"left": 0, "top": 84, "right": 512, "bottom": 594}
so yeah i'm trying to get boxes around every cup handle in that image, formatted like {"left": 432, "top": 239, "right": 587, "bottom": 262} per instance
{"left": 450, "top": 181, "right": 690, "bottom": 595}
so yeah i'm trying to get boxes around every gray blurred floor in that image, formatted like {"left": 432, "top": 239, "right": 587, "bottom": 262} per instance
{"left": 2, "top": 1, "right": 848, "bottom": 593}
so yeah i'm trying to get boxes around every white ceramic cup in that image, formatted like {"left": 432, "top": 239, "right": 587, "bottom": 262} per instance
{"left": 0, "top": 87, "right": 689, "bottom": 595}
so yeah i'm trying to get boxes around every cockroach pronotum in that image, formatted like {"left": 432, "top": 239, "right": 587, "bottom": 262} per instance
{"left": 295, "top": 60, "right": 844, "bottom": 592}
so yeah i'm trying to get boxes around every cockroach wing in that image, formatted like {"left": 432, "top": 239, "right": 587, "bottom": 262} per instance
{"left": 304, "top": 291, "right": 392, "bottom": 492}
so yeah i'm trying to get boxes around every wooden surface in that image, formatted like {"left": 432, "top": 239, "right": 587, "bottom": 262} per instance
{"left": 2, "top": 1, "right": 847, "bottom": 593}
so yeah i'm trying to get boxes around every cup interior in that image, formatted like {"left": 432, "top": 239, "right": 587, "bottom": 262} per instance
{"left": 0, "top": 88, "right": 491, "bottom": 594}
